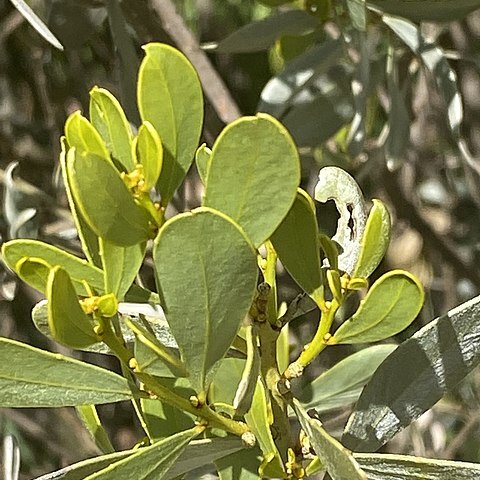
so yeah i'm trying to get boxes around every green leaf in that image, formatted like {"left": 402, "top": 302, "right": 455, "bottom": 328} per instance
{"left": 293, "top": 399, "right": 367, "bottom": 480}
{"left": 343, "top": 294, "right": 480, "bottom": 452}
{"left": 195, "top": 143, "right": 211, "bottom": 184}
{"left": 76, "top": 405, "right": 115, "bottom": 454}
{"left": 140, "top": 378, "right": 194, "bottom": 441}
{"left": 368, "top": 0, "right": 480, "bottom": 22}
{"left": 84, "top": 428, "right": 200, "bottom": 479}
{"left": 244, "top": 380, "right": 285, "bottom": 478}
{"left": 137, "top": 43, "right": 203, "bottom": 205}
{"left": 271, "top": 189, "right": 323, "bottom": 305}
{"left": 9, "top": 0, "right": 64, "bottom": 50}
{"left": 35, "top": 437, "right": 245, "bottom": 480}
{"left": 0, "top": 337, "right": 132, "bottom": 407}
{"left": 100, "top": 239, "right": 145, "bottom": 300}
{"left": 216, "top": 447, "right": 262, "bottom": 480}
{"left": 65, "top": 111, "right": 110, "bottom": 160}
{"left": 133, "top": 121, "right": 163, "bottom": 190}
{"left": 47, "top": 266, "right": 99, "bottom": 348}
{"left": 315, "top": 166, "right": 367, "bottom": 274}
{"left": 134, "top": 337, "right": 179, "bottom": 378}
{"left": 209, "top": 357, "right": 246, "bottom": 407}
{"left": 354, "top": 453, "right": 480, "bottom": 479}
{"left": 153, "top": 208, "right": 258, "bottom": 393}
{"left": 14, "top": 257, "right": 51, "bottom": 295}
{"left": 89, "top": 86, "right": 135, "bottom": 171}
{"left": 2, "top": 239, "right": 104, "bottom": 295}
{"left": 60, "top": 137, "right": 102, "bottom": 267}
{"left": 204, "top": 113, "right": 300, "bottom": 247}
{"left": 276, "top": 323, "right": 290, "bottom": 375}
{"left": 67, "top": 148, "right": 152, "bottom": 246}
{"left": 215, "top": 10, "right": 317, "bottom": 53}
{"left": 297, "top": 345, "right": 397, "bottom": 412}
{"left": 330, "top": 270, "right": 424, "bottom": 344}
{"left": 353, "top": 199, "right": 391, "bottom": 279}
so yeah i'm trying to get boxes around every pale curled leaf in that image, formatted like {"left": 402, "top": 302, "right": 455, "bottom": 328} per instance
{"left": 315, "top": 166, "right": 367, "bottom": 275}
{"left": 0, "top": 337, "right": 132, "bottom": 407}
{"left": 344, "top": 294, "right": 480, "bottom": 452}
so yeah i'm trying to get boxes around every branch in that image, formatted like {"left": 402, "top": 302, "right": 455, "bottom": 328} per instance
{"left": 148, "top": 0, "right": 242, "bottom": 125}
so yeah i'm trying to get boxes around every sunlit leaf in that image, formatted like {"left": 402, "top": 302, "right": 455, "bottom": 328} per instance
{"left": 153, "top": 208, "right": 258, "bottom": 393}
{"left": 133, "top": 121, "right": 163, "bottom": 190}
{"left": 195, "top": 143, "right": 211, "bottom": 185}
{"left": 89, "top": 86, "right": 135, "bottom": 171}
{"left": 203, "top": 114, "right": 300, "bottom": 247}
{"left": 330, "top": 270, "right": 424, "bottom": 344}
{"left": 0, "top": 337, "right": 132, "bottom": 407}
{"left": 137, "top": 43, "right": 203, "bottom": 205}
{"left": 297, "top": 345, "right": 397, "bottom": 412}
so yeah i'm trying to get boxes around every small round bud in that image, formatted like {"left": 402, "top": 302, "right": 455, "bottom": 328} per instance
{"left": 241, "top": 431, "right": 256, "bottom": 448}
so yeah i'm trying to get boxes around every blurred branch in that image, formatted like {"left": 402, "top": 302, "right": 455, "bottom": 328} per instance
{"left": 382, "top": 167, "right": 480, "bottom": 287}
{"left": 149, "top": 0, "right": 242, "bottom": 124}
{"left": 0, "top": 9, "right": 24, "bottom": 47}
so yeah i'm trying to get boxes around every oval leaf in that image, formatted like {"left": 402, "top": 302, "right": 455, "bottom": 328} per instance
{"left": 353, "top": 199, "right": 391, "bottom": 279}
{"left": 134, "top": 121, "right": 163, "bottom": 190}
{"left": 343, "top": 294, "right": 480, "bottom": 452}
{"left": 100, "top": 239, "right": 146, "bottom": 300}
{"left": 153, "top": 208, "right": 258, "bottom": 393}
{"left": 65, "top": 111, "right": 110, "bottom": 160}
{"left": 293, "top": 399, "right": 367, "bottom": 480}
{"left": 2, "top": 239, "right": 104, "bottom": 295}
{"left": 297, "top": 345, "right": 397, "bottom": 412}
{"left": 331, "top": 270, "right": 424, "bottom": 344}
{"left": 0, "top": 337, "right": 132, "bottom": 407}
{"left": 67, "top": 148, "right": 152, "bottom": 246}
{"left": 15, "top": 257, "right": 50, "bottom": 294}
{"left": 204, "top": 113, "right": 300, "bottom": 247}
{"left": 89, "top": 86, "right": 135, "bottom": 171}
{"left": 137, "top": 43, "right": 203, "bottom": 205}
{"left": 47, "top": 266, "right": 99, "bottom": 348}
{"left": 271, "top": 189, "right": 323, "bottom": 305}
{"left": 84, "top": 428, "right": 200, "bottom": 480}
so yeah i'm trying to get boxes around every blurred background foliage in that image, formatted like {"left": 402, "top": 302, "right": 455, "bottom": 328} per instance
{"left": 3, "top": 0, "right": 480, "bottom": 477}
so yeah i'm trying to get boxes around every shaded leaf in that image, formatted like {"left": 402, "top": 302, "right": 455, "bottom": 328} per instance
{"left": 2, "top": 239, "right": 104, "bottom": 295}
{"left": 76, "top": 405, "right": 114, "bottom": 454}
{"left": 368, "top": 0, "right": 480, "bottom": 22}
{"left": 153, "top": 208, "right": 258, "bottom": 393}
{"left": 0, "top": 337, "right": 132, "bottom": 407}
{"left": 353, "top": 199, "right": 391, "bottom": 279}
{"left": 84, "top": 428, "right": 200, "bottom": 479}
{"left": 297, "top": 345, "right": 397, "bottom": 412}
{"left": 209, "top": 357, "right": 246, "bottom": 407}
{"left": 315, "top": 166, "right": 367, "bottom": 275}
{"left": 355, "top": 452, "right": 480, "bottom": 479}
{"left": 204, "top": 114, "right": 300, "bottom": 247}
{"left": 215, "top": 10, "right": 317, "bottom": 53}
{"left": 47, "top": 266, "right": 99, "bottom": 348}
{"left": 271, "top": 189, "right": 323, "bottom": 305}
{"left": 330, "top": 270, "right": 424, "bottom": 344}
{"left": 347, "top": 0, "right": 367, "bottom": 31}
{"left": 89, "top": 86, "right": 135, "bottom": 171}
{"left": 343, "top": 294, "right": 480, "bottom": 452}
{"left": 216, "top": 447, "right": 262, "bottom": 480}
{"left": 137, "top": 43, "right": 203, "bottom": 205}
{"left": 293, "top": 399, "right": 367, "bottom": 480}
{"left": 67, "top": 148, "right": 152, "bottom": 246}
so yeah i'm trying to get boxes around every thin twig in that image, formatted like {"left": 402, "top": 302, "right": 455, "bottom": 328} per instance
{"left": 148, "top": 0, "right": 242, "bottom": 125}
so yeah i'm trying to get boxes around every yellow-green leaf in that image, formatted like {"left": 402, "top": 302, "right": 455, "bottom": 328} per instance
{"left": 133, "top": 121, "right": 163, "bottom": 191}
